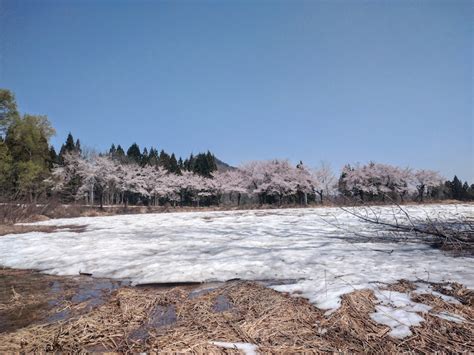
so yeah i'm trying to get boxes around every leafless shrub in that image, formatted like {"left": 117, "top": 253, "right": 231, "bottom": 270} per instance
{"left": 0, "top": 203, "right": 44, "bottom": 225}
{"left": 338, "top": 198, "right": 473, "bottom": 256}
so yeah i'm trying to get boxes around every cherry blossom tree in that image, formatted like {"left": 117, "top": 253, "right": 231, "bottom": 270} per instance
{"left": 339, "top": 162, "right": 416, "bottom": 201}
{"left": 52, "top": 152, "right": 446, "bottom": 208}
{"left": 312, "top": 162, "right": 337, "bottom": 203}
{"left": 293, "top": 162, "right": 313, "bottom": 205}
{"left": 241, "top": 160, "right": 298, "bottom": 205}
{"left": 414, "top": 169, "right": 443, "bottom": 201}
{"left": 213, "top": 170, "right": 248, "bottom": 205}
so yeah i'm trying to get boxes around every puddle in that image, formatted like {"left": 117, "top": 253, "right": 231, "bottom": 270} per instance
{"left": 0, "top": 269, "right": 304, "bottom": 334}
{"left": 188, "top": 282, "right": 223, "bottom": 299}
{"left": 136, "top": 281, "right": 203, "bottom": 288}
{"left": 255, "top": 278, "right": 302, "bottom": 287}
{"left": 46, "top": 309, "right": 70, "bottom": 323}
{"left": 0, "top": 269, "right": 128, "bottom": 333}
{"left": 213, "top": 294, "right": 233, "bottom": 312}
{"left": 71, "top": 280, "right": 124, "bottom": 310}
{"left": 149, "top": 304, "right": 177, "bottom": 327}
{"left": 128, "top": 326, "right": 149, "bottom": 342}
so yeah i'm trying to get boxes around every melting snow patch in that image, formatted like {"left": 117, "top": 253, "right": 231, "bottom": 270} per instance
{"left": 370, "top": 290, "right": 431, "bottom": 338}
{"left": 433, "top": 311, "right": 466, "bottom": 323}
{"left": 211, "top": 341, "right": 258, "bottom": 355}
{"left": 413, "top": 282, "right": 461, "bottom": 304}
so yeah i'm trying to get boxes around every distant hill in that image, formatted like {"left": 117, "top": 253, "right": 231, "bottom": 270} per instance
{"left": 215, "top": 157, "right": 236, "bottom": 172}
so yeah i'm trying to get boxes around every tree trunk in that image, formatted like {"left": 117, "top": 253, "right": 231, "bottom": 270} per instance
{"left": 99, "top": 191, "right": 104, "bottom": 210}
{"left": 90, "top": 186, "right": 94, "bottom": 206}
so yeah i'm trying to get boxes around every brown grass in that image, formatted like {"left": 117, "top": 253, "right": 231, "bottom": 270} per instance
{"left": 3, "top": 199, "right": 471, "bottom": 225}
{"left": 0, "top": 224, "right": 87, "bottom": 236}
{"left": 0, "top": 277, "right": 472, "bottom": 353}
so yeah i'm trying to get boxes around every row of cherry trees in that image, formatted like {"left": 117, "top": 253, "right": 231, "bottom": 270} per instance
{"left": 50, "top": 153, "right": 442, "bottom": 207}
{"left": 339, "top": 163, "right": 443, "bottom": 202}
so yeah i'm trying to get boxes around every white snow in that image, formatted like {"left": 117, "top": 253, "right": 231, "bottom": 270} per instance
{"left": 433, "top": 312, "right": 466, "bottom": 323}
{"left": 0, "top": 203, "right": 472, "bottom": 338}
{"left": 211, "top": 341, "right": 258, "bottom": 355}
{"left": 413, "top": 282, "right": 461, "bottom": 304}
{"left": 370, "top": 290, "right": 432, "bottom": 338}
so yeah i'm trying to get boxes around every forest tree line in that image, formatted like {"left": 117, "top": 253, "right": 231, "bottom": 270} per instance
{"left": 1, "top": 88, "right": 473, "bottom": 206}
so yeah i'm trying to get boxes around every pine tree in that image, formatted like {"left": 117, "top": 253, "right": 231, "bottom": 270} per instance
{"left": 148, "top": 147, "right": 159, "bottom": 166}
{"left": 462, "top": 181, "right": 469, "bottom": 200}
{"left": 48, "top": 146, "right": 58, "bottom": 169}
{"left": 64, "top": 133, "right": 75, "bottom": 151}
{"left": 158, "top": 150, "right": 171, "bottom": 170}
{"left": 126, "top": 143, "right": 142, "bottom": 163}
{"left": 116, "top": 145, "right": 125, "bottom": 158}
{"left": 451, "top": 176, "right": 463, "bottom": 200}
{"left": 141, "top": 147, "right": 149, "bottom": 166}
{"left": 75, "top": 139, "right": 81, "bottom": 154}
{"left": 184, "top": 153, "right": 194, "bottom": 171}
{"left": 469, "top": 184, "right": 474, "bottom": 200}
{"left": 59, "top": 133, "right": 76, "bottom": 162}
{"left": 168, "top": 153, "right": 179, "bottom": 173}
{"left": 109, "top": 144, "right": 117, "bottom": 156}
{"left": 191, "top": 152, "right": 217, "bottom": 177}
{"left": 206, "top": 151, "right": 217, "bottom": 172}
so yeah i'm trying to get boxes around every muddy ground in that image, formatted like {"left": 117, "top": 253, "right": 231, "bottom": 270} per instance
{"left": 0, "top": 268, "right": 472, "bottom": 353}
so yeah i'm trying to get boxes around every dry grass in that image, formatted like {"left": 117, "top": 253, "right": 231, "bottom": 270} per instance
{"left": 0, "top": 224, "right": 87, "bottom": 236}
{"left": 0, "top": 276, "right": 472, "bottom": 353}
{"left": 4, "top": 200, "right": 471, "bottom": 225}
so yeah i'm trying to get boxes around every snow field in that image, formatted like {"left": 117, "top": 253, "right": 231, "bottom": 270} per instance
{"left": 0, "top": 203, "right": 472, "bottom": 337}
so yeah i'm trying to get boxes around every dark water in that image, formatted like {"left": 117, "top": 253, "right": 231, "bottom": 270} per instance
{"left": 213, "top": 294, "right": 233, "bottom": 312}
{"left": 1, "top": 269, "right": 298, "bottom": 334}
{"left": 0, "top": 269, "right": 128, "bottom": 333}
{"left": 149, "top": 304, "right": 177, "bottom": 327}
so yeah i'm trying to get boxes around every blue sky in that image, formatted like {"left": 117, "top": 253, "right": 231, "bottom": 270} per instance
{"left": 1, "top": 0, "right": 472, "bottom": 180}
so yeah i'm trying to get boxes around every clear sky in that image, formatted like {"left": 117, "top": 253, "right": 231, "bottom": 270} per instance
{"left": 1, "top": 0, "right": 472, "bottom": 180}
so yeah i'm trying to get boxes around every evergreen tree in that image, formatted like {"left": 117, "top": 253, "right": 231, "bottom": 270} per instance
{"left": 109, "top": 144, "right": 117, "bottom": 156}
{"left": 184, "top": 153, "right": 194, "bottom": 171}
{"left": 158, "top": 150, "right": 171, "bottom": 170}
{"left": 206, "top": 151, "right": 217, "bottom": 172}
{"left": 148, "top": 147, "right": 159, "bottom": 166}
{"left": 443, "top": 180, "right": 453, "bottom": 199}
{"left": 469, "top": 184, "right": 474, "bottom": 200}
{"left": 75, "top": 139, "right": 81, "bottom": 154}
{"left": 59, "top": 133, "right": 80, "bottom": 163}
{"left": 63, "top": 133, "right": 75, "bottom": 152}
{"left": 126, "top": 143, "right": 142, "bottom": 163}
{"left": 168, "top": 153, "right": 179, "bottom": 173}
{"left": 462, "top": 181, "right": 470, "bottom": 200}
{"left": 141, "top": 147, "right": 149, "bottom": 166}
{"left": 191, "top": 151, "right": 217, "bottom": 177}
{"left": 48, "top": 146, "right": 58, "bottom": 169}
{"left": 451, "top": 176, "right": 463, "bottom": 200}
{"left": 116, "top": 145, "right": 125, "bottom": 158}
